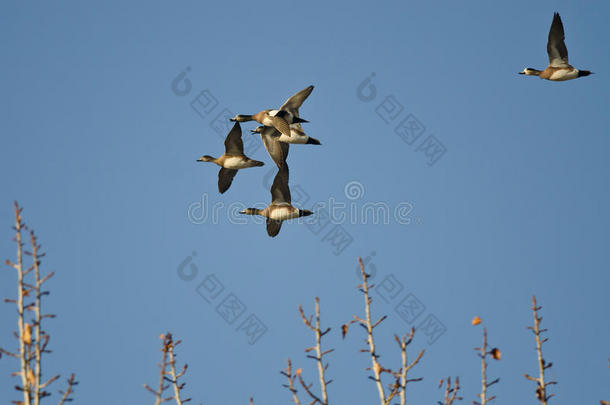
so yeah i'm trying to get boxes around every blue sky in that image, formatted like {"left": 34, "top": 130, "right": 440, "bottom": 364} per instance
{"left": 1, "top": 1, "right": 608, "bottom": 404}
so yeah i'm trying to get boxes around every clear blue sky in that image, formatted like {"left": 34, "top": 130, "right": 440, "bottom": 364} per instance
{"left": 1, "top": 1, "right": 609, "bottom": 404}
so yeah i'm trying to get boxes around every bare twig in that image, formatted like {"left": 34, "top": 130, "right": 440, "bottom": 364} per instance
{"left": 298, "top": 372, "right": 323, "bottom": 405}
{"left": 145, "top": 334, "right": 172, "bottom": 405}
{"left": 341, "top": 257, "right": 423, "bottom": 405}
{"left": 298, "top": 297, "right": 333, "bottom": 405}
{"left": 57, "top": 374, "right": 77, "bottom": 405}
{"left": 280, "top": 359, "right": 302, "bottom": 405}
{"left": 394, "top": 329, "right": 424, "bottom": 405}
{"left": 524, "top": 296, "right": 556, "bottom": 404}
{"left": 145, "top": 333, "right": 190, "bottom": 405}
{"left": 356, "top": 257, "right": 386, "bottom": 404}
{"left": 2, "top": 203, "right": 75, "bottom": 405}
{"left": 473, "top": 325, "right": 500, "bottom": 405}
{"left": 14, "top": 203, "right": 32, "bottom": 405}
{"left": 166, "top": 336, "right": 191, "bottom": 405}
{"left": 30, "top": 229, "right": 48, "bottom": 405}
{"left": 438, "top": 376, "right": 462, "bottom": 405}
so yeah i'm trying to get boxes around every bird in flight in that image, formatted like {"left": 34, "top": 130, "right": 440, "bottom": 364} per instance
{"left": 519, "top": 12, "right": 592, "bottom": 81}
{"left": 197, "top": 122, "right": 264, "bottom": 194}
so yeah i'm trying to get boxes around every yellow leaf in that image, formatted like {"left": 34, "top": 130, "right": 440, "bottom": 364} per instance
{"left": 26, "top": 368, "right": 35, "bottom": 387}
{"left": 472, "top": 316, "right": 482, "bottom": 326}
{"left": 23, "top": 324, "right": 32, "bottom": 345}
{"left": 296, "top": 368, "right": 302, "bottom": 376}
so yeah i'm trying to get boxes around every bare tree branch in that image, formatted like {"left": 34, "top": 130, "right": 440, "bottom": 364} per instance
{"left": 30, "top": 229, "right": 44, "bottom": 405}
{"left": 14, "top": 202, "right": 32, "bottom": 405}
{"left": 395, "top": 329, "right": 424, "bottom": 405}
{"left": 298, "top": 373, "right": 323, "bottom": 405}
{"left": 57, "top": 374, "right": 77, "bottom": 405}
{"left": 145, "top": 333, "right": 191, "bottom": 405}
{"left": 298, "top": 297, "right": 332, "bottom": 405}
{"left": 2, "top": 203, "right": 76, "bottom": 405}
{"left": 356, "top": 257, "right": 386, "bottom": 404}
{"left": 524, "top": 296, "right": 556, "bottom": 405}
{"left": 438, "top": 376, "right": 462, "bottom": 405}
{"left": 166, "top": 336, "right": 191, "bottom": 405}
{"left": 280, "top": 359, "right": 302, "bottom": 405}
{"left": 473, "top": 323, "right": 500, "bottom": 405}
{"left": 145, "top": 334, "right": 171, "bottom": 405}
{"left": 342, "top": 257, "right": 423, "bottom": 405}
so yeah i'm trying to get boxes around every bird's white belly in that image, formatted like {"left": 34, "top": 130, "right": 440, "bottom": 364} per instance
{"left": 550, "top": 69, "right": 578, "bottom": 81}
{"left": 269, "top": 206, "right": 299, "bottom": 220}
{"left": 278, "top": 133, "right": 307, "bottom": 144}
{"left": 223, "top": 157, "right": 248, "bottom": 169}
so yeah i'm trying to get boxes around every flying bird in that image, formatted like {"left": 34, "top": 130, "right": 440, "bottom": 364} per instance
{"left": 230, "top": 85, "right": 313, "bottom": 139}
{"left": 252, "top": 125, "right": 290, "bottom": 168}
{"left": 250, "top": 86, "right": 320, "bottom": 167}
{"left": 197, "top": 122, "right": 264, "bottom": 194}
{"left": 519, "top": 13, "right": 592, "bottom": 81}
{"left": 251, "top": 124, "right": 321, "bottom": 146}
{"left": 239, "top": 165, "right": 313, "bottom": 237}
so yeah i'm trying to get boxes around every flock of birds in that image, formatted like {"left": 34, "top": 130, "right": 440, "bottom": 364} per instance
{"left": 197, "top": 12, "right": 593, "bottom": 238}
{"left": 197, "top": 85, "right": 319, "bottom": 237}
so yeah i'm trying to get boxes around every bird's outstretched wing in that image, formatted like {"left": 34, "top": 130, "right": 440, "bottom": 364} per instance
{"left": 266, "top": 218, "right": 283, "bottom": 237}
{"left": 258, "top": 126, "right": 289, "bottom": 168}
{"left": 267, "top": 115, "right": 292, "bottom": 138}
{"left": 218, "top": 168, "right": 238, "bottom": 194}
{"left": 547, "top": 12, "right": 569, "bottom": 67}
{"left": 270, "top": 165, "right": 291, "bottom": 204}
{"left": 280, "top": 85, "right": 314, "bottom": 118}
{"left": 224, "top": 122, "right": 245, "bottom": 156}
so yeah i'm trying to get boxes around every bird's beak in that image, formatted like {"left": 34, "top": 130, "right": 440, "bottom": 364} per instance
{"left": 239, "top": 210, "right": 246, "bottom": 214}
{"left": 229, "top": 118, "right": 236, "bottom": 122}
{"left": 518, "top": 72, "right": 525, "bottom": 75}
